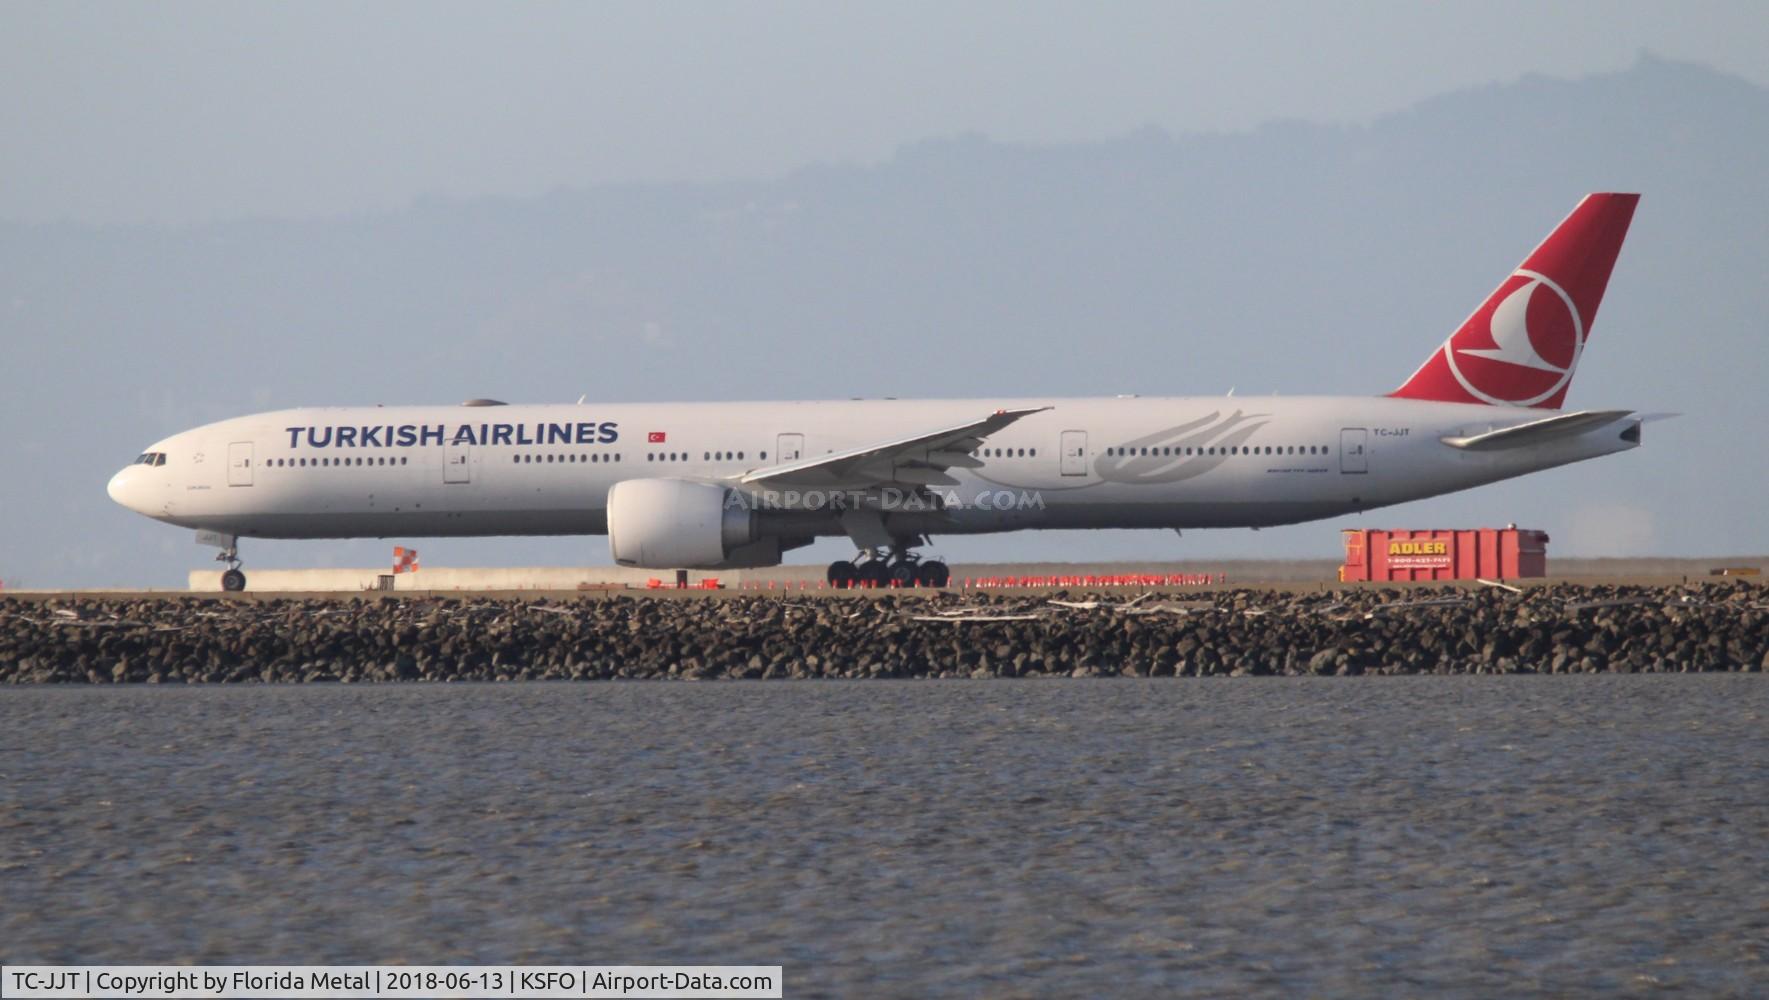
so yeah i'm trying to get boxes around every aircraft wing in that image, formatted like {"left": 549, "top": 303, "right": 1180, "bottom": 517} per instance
{"left": 1440, "top": 409, "right": 1635, "bottom": 451}
{"left": 739, "top": 406, "right": 1051, "bottom": 489}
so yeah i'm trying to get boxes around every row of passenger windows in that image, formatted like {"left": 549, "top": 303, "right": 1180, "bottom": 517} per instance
{"left": 236, "top": 441, "right": 1333, "bottom": 470}
{"left": 648, "top": 451, "right": 765, "bottom": 463}
{"left": 268, "top": 456, "right": 410, "bottom": 468}
{"left": 514, "top": 453, "right": 625, "bottom": 464}
{"left": 1106, "top": 444, "right": 1330, "bottom": 457}
{"left": 132, "top": 452, "right": 167, "bottom": 466}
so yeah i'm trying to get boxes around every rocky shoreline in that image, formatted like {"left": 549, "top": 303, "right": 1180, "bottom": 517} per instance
{"left": 2, "top": 582, "right": 1765, "bottom": 683}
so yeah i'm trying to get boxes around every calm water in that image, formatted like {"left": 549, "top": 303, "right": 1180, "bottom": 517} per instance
{"left": 3, "top": 678, "right": 1766, "bottom": 997}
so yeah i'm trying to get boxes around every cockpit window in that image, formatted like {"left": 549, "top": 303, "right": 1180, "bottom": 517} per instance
{"left": 133, "top": 452, "right": 167, "bottom": 466}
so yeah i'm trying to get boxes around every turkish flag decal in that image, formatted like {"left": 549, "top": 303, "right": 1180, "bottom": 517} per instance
{"left": 647, "top": 431, "right": 667, "bottom": 443}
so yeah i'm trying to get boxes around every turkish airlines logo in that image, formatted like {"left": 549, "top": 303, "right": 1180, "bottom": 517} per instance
{"left": 1444, "top": 268, "right": 1585, "bottom": 406}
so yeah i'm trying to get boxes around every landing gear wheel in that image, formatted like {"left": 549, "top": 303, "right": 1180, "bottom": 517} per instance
{"left": 888, "top": 561, "right": 919, "bottom": 588}
{"left": 220, "top": 568, "right": 247, "bottom": 592}
{"left": 827, "top": 560, "right": 858, "bottom": 589}
{"left": 920, "top": 560, "right": 951, "bottom": 588}
{"left": 854, "top": 560, "right": 890, "bottom": 589}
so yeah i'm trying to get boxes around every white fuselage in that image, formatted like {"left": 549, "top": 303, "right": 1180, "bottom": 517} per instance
{"left": 108, "top": 395, "right": 1640, "bottom": 550}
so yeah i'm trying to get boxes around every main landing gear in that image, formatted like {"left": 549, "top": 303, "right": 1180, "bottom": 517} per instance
{"left": 827, "top": 510, "right": 949, "bottom": 589}
{"left": 826, "top": 548, "right": 950, "bottom": 589}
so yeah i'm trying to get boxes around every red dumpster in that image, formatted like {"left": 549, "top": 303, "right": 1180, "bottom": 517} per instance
{"left": 1339, "top": 528, "right": 1547, "bottom": 582}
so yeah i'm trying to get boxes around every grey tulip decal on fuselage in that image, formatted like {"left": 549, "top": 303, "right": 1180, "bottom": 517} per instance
{"left": 1094, "top": 410, "right": 1272, "bottom": 484}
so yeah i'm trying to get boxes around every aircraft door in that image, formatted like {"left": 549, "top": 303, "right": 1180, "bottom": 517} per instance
{"left": 1060, "top": 430, "right": 1088, "bottom": 476}
{"left": 444, "top": 441, "right": 472, "bottom": 483}
{"left": 775, "top": 433, "right": 804, "bottom": 463}
{"left": 227, "top": 442, "right": 254, "bottom": 487}
{"left": 1340, "top": 428, "right": 1368, "bottom": 474}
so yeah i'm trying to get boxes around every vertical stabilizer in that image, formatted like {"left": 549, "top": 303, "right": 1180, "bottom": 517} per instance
{"left": 1390, "top": 193, "right": 1639, "bottom": 409}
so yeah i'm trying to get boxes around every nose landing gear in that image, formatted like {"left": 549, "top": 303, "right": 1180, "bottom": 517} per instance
{"left": 199, "top": 531, "right": 248, "bottom": 592}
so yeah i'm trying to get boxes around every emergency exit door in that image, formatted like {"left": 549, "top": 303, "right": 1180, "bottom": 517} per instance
{"left": 776, "top": 433, "right": 804, "bottom": 463}
{"left": 444, "top": 441, "right": 471, "bottom": 483}
{"left": 1340, "top": 428, "right": 1368, "bottom": 474}
{"left": 227, "top": 442, "right": 254, "bottom": 487}
{"left": 1060, "top": 430, "right": 1088, "bottom": 476}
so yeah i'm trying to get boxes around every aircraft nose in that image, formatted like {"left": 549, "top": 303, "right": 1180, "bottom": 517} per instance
{"left": 108, "top": 467, "right": 143, "bottom": 512}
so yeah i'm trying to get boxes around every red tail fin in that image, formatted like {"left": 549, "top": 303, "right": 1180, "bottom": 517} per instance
{"left": 1390, "top": 193, "right": 1639, "bottom": 409}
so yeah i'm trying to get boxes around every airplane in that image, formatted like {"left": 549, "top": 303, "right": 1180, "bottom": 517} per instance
{"left": 109, "top": 193, "right": 1651, "bottom": 591}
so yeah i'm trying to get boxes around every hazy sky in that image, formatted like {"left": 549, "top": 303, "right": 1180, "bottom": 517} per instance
{"left": 5, "top": 1, "right": 1768, "bottom": 224}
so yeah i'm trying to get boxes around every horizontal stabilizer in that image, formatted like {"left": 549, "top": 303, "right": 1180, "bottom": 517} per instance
{"left": 1440, "top": 409, "right": 1635, "bottom": 451}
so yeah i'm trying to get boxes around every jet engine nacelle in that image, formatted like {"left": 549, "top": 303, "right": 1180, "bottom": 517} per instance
{"left": 607, "top": 478, "right": 779, "bottom": 569}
